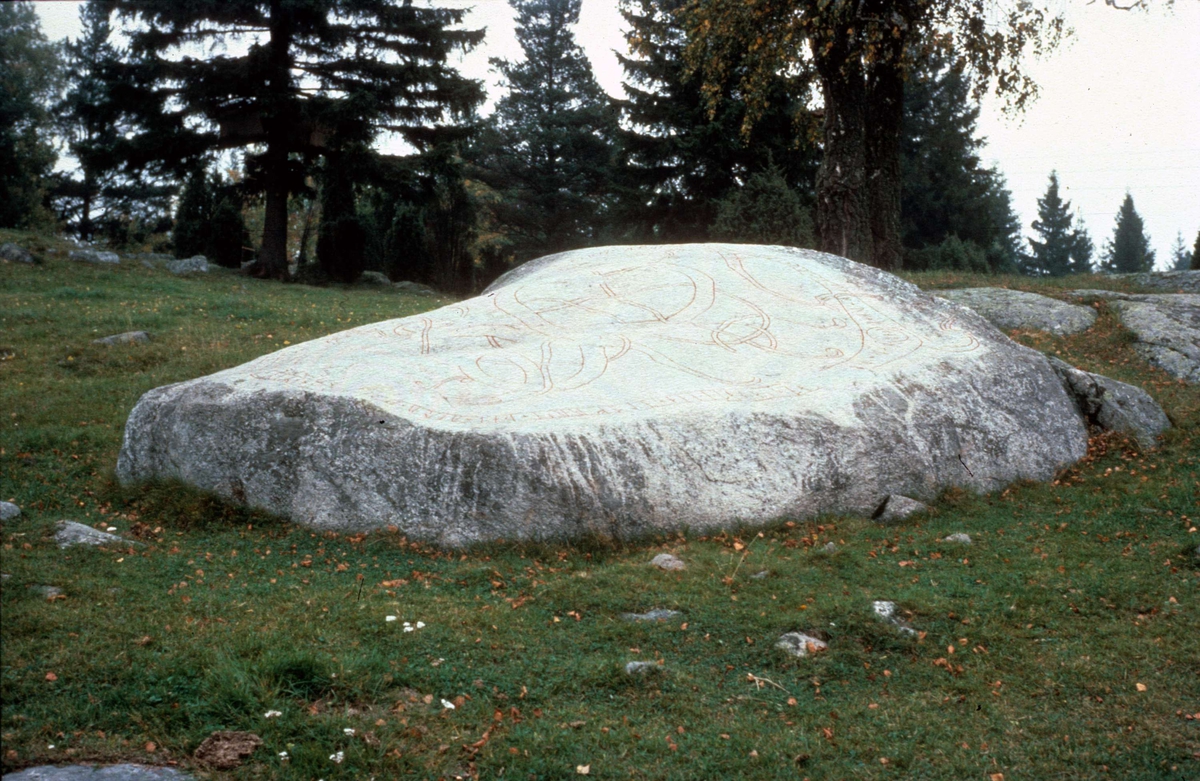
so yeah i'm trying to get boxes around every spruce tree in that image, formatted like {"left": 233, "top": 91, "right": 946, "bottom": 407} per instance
{"left": 0, "top": 2, "right": 62, "bottom": 229}
{"left": 172, "top": 169, "right": 213, "bottom": 259}
{"left": 1169, "top": 231, "right": 1192, "bottom": 271}
{"left": 614, "top": 0, "right": 817, "bottom": 243}
{"left": 106, "top": 0, "right": 484, "bottom": 278}
{"left": 1026, "top": 172, "right": 1091, "bottom": 277}
{"left": 710, "top": 166, "right": 813, "bottom": 247}
{"left": 471, "top": 0, "right": 616, "bottom": 261}
{"left": 900, "top": 53, "right": 1022, "bottom": 273}
{"left": 1101, "top": 194, "right": 1155, "bottom": 274}
{"left": 1193, "top": 229, "right": 1200, "bottom": 271}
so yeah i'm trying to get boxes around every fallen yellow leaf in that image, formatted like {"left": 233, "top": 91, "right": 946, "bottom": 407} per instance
{"left": 1136, "top": 683, "right": 1147, "bottom": 692}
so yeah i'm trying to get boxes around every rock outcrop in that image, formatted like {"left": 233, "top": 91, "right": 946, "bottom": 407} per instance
{"left": 1049, "top": 358, "right": 1171, "bottom": 448}
{"left": 933, "top": 287, "right": 1096, "bottom": 335}
{"left": 166, "top": 255, "right": 208, "bottom": 274}
{"left": 1108, "top": 296, "right": 1199, "bottom": 383}
{"left": 117, "top": 244, "right": 1089, "bottom": 544}
{"left": 0, "top": 242, "right": 35, "bottom": 264}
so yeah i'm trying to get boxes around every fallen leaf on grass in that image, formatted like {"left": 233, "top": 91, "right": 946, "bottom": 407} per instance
{"left": 1136, "top": 683, "right": 1147, "bottom": 692}
{"left": 44, "top": 672, "right": 57, "bottom": 682}
{"left": 576, "top": 765, "right": 590, "bottom": 775}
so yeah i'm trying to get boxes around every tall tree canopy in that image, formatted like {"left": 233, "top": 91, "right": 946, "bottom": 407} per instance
{"left": 1025, "top": 172, "right": 1093, "bottom": 277}
{"left": 1101, "top": 193, "right": 1155, "bottom": 274}
{"left": 680, "top": 0, "right": 1066, "bottom": 269}
{"left": 471, "top": 0, "right": 616, "bottom": 262}
{"left": 900, "top": 52, "right": 1021, "bottom": 272}
{"left": 614, "top": 0, "right": 817, "bottom": 243}
{"left": 0, "top": 2, "right": 62, "bottom": 230}
{"left": 107, "top": 0, "right": 484, "bottom": 277}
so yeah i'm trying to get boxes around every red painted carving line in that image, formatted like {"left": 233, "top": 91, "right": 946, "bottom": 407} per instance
{"left": 420, "top": 318, "right": 432, "bottom": 355}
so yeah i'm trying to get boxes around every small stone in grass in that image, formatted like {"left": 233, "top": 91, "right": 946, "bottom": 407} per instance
{"left": 750, "top": 570, "right": 769, "bottom": 580}
{"left": 872, "top": 495, "right": 929, "bottom": 525}
{"left": 93, "top": 330, "right": 151, "bottom": 346}
{"left": 650, "top": 553, "right": 685, "bottom": 571}
{"left": 775, "top": 632, "right": 828, "bottom": 657}
{"left": 54, "top": 520, "right": 141, "bottom": 548}
{"left": 0, "top": 501, "right": 20, "bottom": 521}
{"left": 943, "top": 533, "right": 972, "bottom": 544}
{"left": 872, "top": 600, "right": 918, "bottom": 636}
{"left": 29, "top": 585, "right": 62, "bottom": 599}
{"left": 193, "top": 730, "right": 262, "bottom": 770}
{"left": 821, "top": 542, "right": 837, "bottom": 553}
{"left": 620, "top": 609, "right": 683, "bottom": 622}
{"left": 625, "top": 661, "right": 662, "bottom": 675}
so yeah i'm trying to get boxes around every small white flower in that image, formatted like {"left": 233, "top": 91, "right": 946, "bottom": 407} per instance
{"left": 48, "top": 745, "right": 55, "bottom": 750}
{"left": 385, "top": 615, "right": 397, "bottom": 622}
{"left": 403, "top": 625, "right": 414, "bottom": 632}
{"left": 415, "top": 621, "right": 425, "bottom": 629}
{"left": 107, "top": 527, "right": 118, "bottom": 532}
{"left": 343, "top": 727, "right": 356, "bottom": 736}
{"left": 264, "top": 710, "right": 282, "bottom": 718}
{"left": 441, "top": 699, "right": 456, "bottom": 710}
{"left": 330, "top": 750, "right": 344, "bottom": 764}
{"left": 278, "top": 751, "right": 289, "bottom": 759}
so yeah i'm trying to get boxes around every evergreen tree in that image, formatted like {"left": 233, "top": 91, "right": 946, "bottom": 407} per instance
{"left": 106, "top": 0, "right": 484, "bottom": 278}
{"left": 173, "top": 169, "right": 213, "bottom": 259}
{"left": 1193, "top": 229, "right": 1200, "bottom": 271}
{"left": 471, "top": 0, "right": 616, "bottom": 262}
{"left": 1101, "top": 193, "right": 1155, "bottom": 274}
{"left": 900, "top": 53, "right": 1022, "bottom": 273}
{"left": 710, "top": 166, "right": 813, "bottom": 247}
{"left": 1025, "top": 172, "right": 1092, "bottom": 277}
{"left": 173, "top": 166, "right": 250, "bottom": 267}
{"left": 1169, "top": 231, "right": 1192, "bottom": 271}
{"left": 614, "top": 0, "right": 817, "bottom": 243}
{"left": 0, "top": 2, "right": 62, "bottom": 229}
{"left": 317, "top": 156, "right": 367, "bottom": 284}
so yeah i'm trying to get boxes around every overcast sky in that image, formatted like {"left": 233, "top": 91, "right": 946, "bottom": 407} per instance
{"left": 34, "top": 0, "right": 1200, "bottom": 268}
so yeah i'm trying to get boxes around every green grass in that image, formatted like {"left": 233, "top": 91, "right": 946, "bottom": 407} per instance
{"left": 2, "top": 232, "right": 1198, "bottom": 779}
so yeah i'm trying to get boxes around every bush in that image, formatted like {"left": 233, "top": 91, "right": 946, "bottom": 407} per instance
{"left": 904, "top": 234, "right": 988, "bottom": 272}
{"left": 710, "top": 165, "right": 814, "bottom": 248}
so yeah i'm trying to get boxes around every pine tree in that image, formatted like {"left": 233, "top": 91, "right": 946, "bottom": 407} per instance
{"left": 1101, "top": 194, "right": 1155, "bottom": 274}
{"left": 106, "top": 0, "right": 484, "bottom": 278}
{"left": 1169, "top": 231, "right": 1192, "bottom": 271}
{"left": 471, "top": 0, "right": 616, "bottom": 261}
{"left": 1025, "top": 172, "right": 1091, "bottom": 277}
{"left": 0, "top": 2, "right": 62, "bottom": 229}
{"left": 614, "top": 0, "right": 817, "bottom": 243}
{"left": 900, "top": 53, "right": 1022, "bottom": 273}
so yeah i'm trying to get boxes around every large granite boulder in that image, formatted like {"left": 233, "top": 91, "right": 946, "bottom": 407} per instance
{"left": 1, "top": 242, "right": 35, "bottom": 264}
{"left": 1108, "top": 296, "right": 1199, "bottom": 382}
{"left": 117, "top": 244, "right": 1088, "bottom": 545}
{"left": 933, "top": 287, "right": 1096, "bottom": 335}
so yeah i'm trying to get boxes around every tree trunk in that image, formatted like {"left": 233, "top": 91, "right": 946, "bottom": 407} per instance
{"left": 811, "top": 35, "right": 872, "bottom": 264}
{"left": 247, "top": 0, "right": 292, "bottom": 279}
{"left": 864, "top": 57, "right": 905, "bottom": 271}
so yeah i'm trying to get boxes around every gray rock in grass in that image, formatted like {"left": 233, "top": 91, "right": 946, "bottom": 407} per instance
{"left": 358, "top": 270, "right": 391, "bottom": 286}
{"left": 116, "top": 244, "right": 1090, "bottom": 544}
{"left": 1049, "top": 357, "right": 1171, "bottom": 448}
{"left": 650, "top": 553, "right": 685, "bottom": 571}
{"left": 775, "top": 632, "right": 828, "bottom": 657}
{"left": 933, "top": 287, "right": 1097, "bottom": 335}
{"left": 1108, "top": 296, "right": 1200, "bottom": 383}
{"left": 1, "top": 501, "right": 20, "bottom": 521}
{"left": 0, "top": 765, "right": 192, "bottom": 780}
{"left": 820, "top": 542, "right": 838, "bottom": 553}
{"left": 69, "top": 249, "right": 120, "bottom": 265}
{"left": 620, "top": 608, "right": 683, "bottom": 622}
{"left": 942, "top": 533, "right": 972, "bottom": 544}
{"left": 0, "top": 242, "right": 35, "bottom": 264}
{"left": 624, "top": 661, "right": 662, "bottom": 675}
{"left": 29, "top": 585, "right": 63, "bottom": 598}
{"left": 93, "top": 331, "right": 151, "bottom": 346}
{"left": 750, "top": 569, "right": 770, "bottom": 579}
{"left": 872, "top": 600, "right": 918, "bottom": 636}
{"left": 393, "top": 280, "right": 437, "bottom": 295}
{"left": 873, "top": 495, "right": 929, "bottom": 525}
{"left": 54, "top": 520, "right": 140, "bottom": 549}
{"left": 166, "top": 255, "right": 208, "bottom": 275}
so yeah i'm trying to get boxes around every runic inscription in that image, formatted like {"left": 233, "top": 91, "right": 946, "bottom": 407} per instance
{"left": 228, "top": 245, "right": 983, "bottom": 426}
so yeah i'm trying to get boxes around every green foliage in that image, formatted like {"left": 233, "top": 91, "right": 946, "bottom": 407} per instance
{"left": 1100, "top": 194, "right": 1155, "bottom": 274}
{"left": 317, "top": 163, "right": 366, "bottom": 284}
{"left": 0, "top": 2, "right": 62, "bottom": 229}
{"left": 1193, "top": 229, "right": 1200, "bottom": 271}
{"left": 2, "top": 240, "right": 1198, "bottom": 778}
{"left": 471, "top": 0, "right": 616, "bottom": 261}
{"left": 710, "top": 166, "right": 813, "bottom": 247}
{"left": 1025, "top": 172, "right": 1094, "bottom": 277}
{"left": 614, "top": 0, "right": 817, "bottom": 243}
{"left": 172, "top": 167, "right": 250, "bottom": 268}
{"left": 904, "top": 234, "right": 989, "bottom": 273}
{"left": 900, "top": 54, "right": 1022, "bottom": 273}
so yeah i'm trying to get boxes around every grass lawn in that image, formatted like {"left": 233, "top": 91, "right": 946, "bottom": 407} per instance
{"left": 2, "top": 232, "right": 1198, "bottom": 780}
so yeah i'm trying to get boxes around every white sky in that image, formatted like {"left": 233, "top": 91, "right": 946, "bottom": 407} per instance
{"left": 34, "top": 0, "right": 1200, "bottom": 267}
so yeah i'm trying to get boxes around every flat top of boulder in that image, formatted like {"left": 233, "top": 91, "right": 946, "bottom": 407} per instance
{"left": 198, "top": 245, "right": 1007, "bottom": 432}
{"left": 932, "top": 287, "right": 1096, "bottom": 335}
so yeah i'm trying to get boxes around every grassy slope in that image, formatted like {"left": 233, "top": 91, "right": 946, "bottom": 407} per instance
{"left": 2, "top": 233, "right": 1197, "bottom": 780}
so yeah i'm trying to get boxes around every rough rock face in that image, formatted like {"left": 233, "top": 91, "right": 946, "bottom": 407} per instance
{"left": 1108, "top": 296, "right": 1199, "bottom": 382}
{"left": 166, "top": 255, "right": 208, "bottom": 274}
{"left": 69, "top": 249, "right": 120, "bottom": 264}
{"left": 1049, "top": 358, "right": 1171, "bottom": 448}
{"left": 1110, "top": 270, "right": 1200, "bottom": 293}
{"left": 0, "top": 765, "right": 192, "bottom": 780}
{"left": 1, "top": 242, "right": 35, "bottom": 264}
{"left": 933, "top": 288, "right": 1096, "bottom": 335}
{"left": 117, "top": 244, "right": 1089, "bottom": 545}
